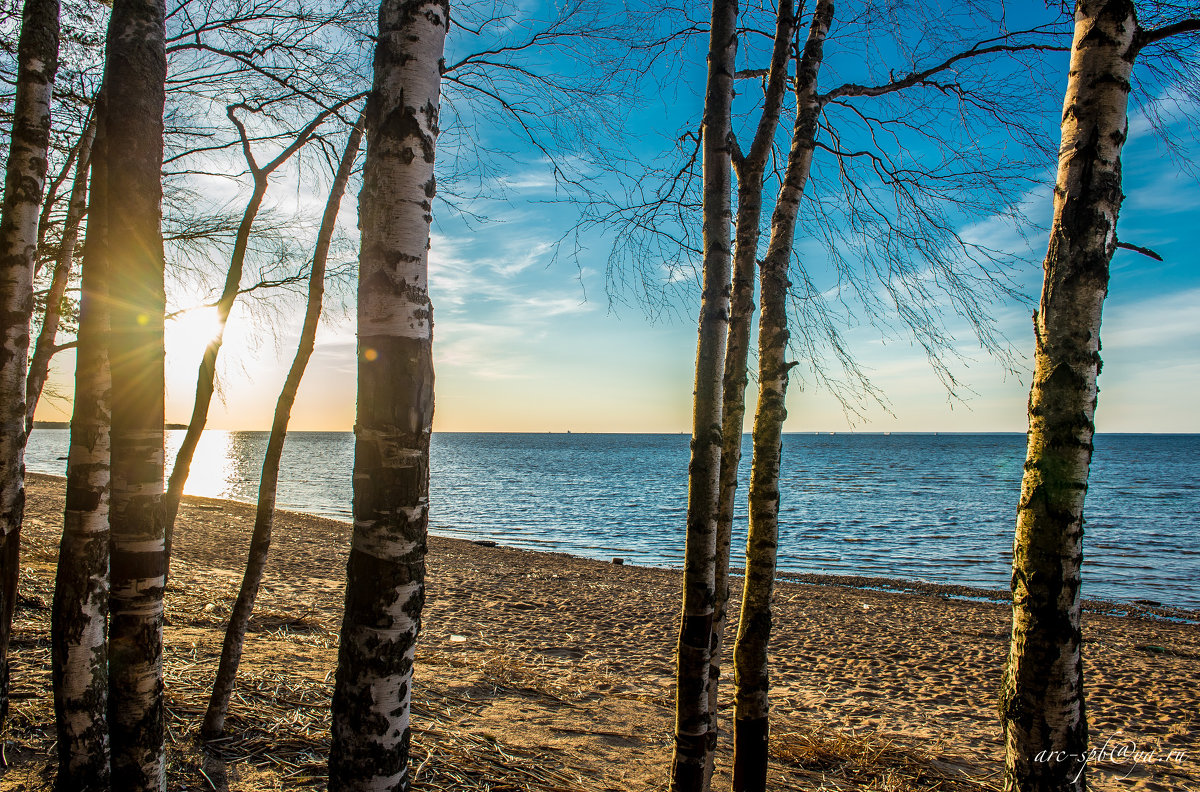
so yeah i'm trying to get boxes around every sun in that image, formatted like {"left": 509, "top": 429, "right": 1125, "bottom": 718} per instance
{"left": 164, "top": 305, "right": 226, "bottom": 394}
{"left": 169, "top": 305, "right": 225, "bottom": 346}
{"left": 163, "top": 300, "right": 258, "bottom": 424}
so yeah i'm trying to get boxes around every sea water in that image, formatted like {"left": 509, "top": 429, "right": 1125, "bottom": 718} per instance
{"left": 24, "top": 430, "right": 1200, "bottom": 609}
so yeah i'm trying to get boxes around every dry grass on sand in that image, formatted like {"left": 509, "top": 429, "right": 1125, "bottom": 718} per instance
{"left": 4, "top": 472, "right": 1199, "bottom": 790}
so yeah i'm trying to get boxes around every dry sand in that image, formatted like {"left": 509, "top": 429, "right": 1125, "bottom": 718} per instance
{"left": 4, "top": 472, "right": 1198, "bottom": 790}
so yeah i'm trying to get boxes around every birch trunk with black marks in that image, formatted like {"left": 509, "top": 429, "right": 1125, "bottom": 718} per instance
{"left": 670, "top": 1, "right": 736, "bottom": 789}
{"left": 328, "top": 3, "right": 446, "bottom": 789}
{"left": 706, "top": 4, "right": 796, "bottom": 782}
{"left": 52, "top": 100, "right": 110, "bottom": 792}
{"left": 732, "top": 4, "right": 832, "bottom": 790}
{"left": 202, "top": 113, "right": 364, "bottom": 741}
{"left": 27, "top": 120, "right": 94, "bottom": 436}
{"left": 102, "top": 0, "right": 168, "bottom": 786}
{"left": 163, "top": 100, "right": 351, "bottom": 577}
{"left": 0, "top": 0, "right": 59, "bottom": 725}
{"left": 999, "top": 3, "right": 1139, "bottom": 789}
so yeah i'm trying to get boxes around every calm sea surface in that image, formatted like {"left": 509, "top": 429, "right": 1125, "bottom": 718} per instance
{"left": 24, "top": 430, "right": 1200, "bottom": 609}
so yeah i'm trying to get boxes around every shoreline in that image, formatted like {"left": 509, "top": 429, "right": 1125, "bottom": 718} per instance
{"left": 26, "top": 470, "right": 1200, "bottom": 622}
{"left": 9, "top": 472, "right": 1200, "bottom": 790}
{"left": 25, "top": 432, "right": 1200, "bottom": 612}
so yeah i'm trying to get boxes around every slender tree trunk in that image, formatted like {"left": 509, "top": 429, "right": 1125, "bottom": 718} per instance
{"left": 999, "top": 3, "right": 1137, "bottom": 790}
{"left": 27, "top": 120, "right": 94, "bottom": 436}
{"left": 732, "top": 4, "right": 833, "bottom": 790}
{"left": 202, "top": 113, "right": 364, "bottom": 741}
{"left": 102, "top": 0, "right": 168, "bottom": 786}
{"left": 0, "top": 0, "right": 59, "bottom": 726}
{"left": 52, "top": 99, "right": 110, "bottom": 792}
{"left": 162, "top": 100, "right": 352, "bottom": 579}
{"left": 670, "top": 1, "right": 737, "bottom": 789}
{"left": 705, "top": 7, "right": 796, "bottom": 783}
{"left": 34, "top": 110, "right": 87, "bottom": 278}
{"left": 705, "top": 169, "right": 753, "bottom": 792}
{"left": 328, "top": 3, "right": 446, "bottom": 789}
{"left": 162, "top": 171, "right": 266, "bottom": 553}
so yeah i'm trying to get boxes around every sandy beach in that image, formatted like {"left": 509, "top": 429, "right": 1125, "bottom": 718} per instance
{"left": 4, "top": 472, "right": 1198, "bottom": 790}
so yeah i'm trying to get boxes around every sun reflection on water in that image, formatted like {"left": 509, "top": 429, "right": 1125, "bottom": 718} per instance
{"left": 167, "top": 429, "right": 237, "bottom": 499}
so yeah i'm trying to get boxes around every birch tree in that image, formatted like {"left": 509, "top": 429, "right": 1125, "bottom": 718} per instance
{"left": 731, "top": 7, "right": 834, "bottom": 788}
{"left": 719, "top": 16, "right": 1075, "bottom": 791}
{"left": 328, "top": 1, "right": 446, "bottom": 789}
{"left": 1000, "top": 4, "right": 1200, "bottom": 790}
{"left": 577, "top": 6, "right": 1067, "bottom": 786}
{"left": 101, "top": 0, "right": 168, "bottom": 785}
{"left": 51, "top": 96, "right": 109, "bottom": 792}
{"left": 591, "top": 5, "right": 1068, "bottom": 788}
{"left": 669, "top": 1, "right": 736, "bottom": 790}
{"left": 26, "top": 117, "right": 93, "bottom": 434}
{"left": 202, "top": 111, "right": 364, "bottom": 741}
{"left": 705, "top": 2, "right": 796, "bottom": 783}
{"left": 34, "top": 112, "right": 91, "bottom": 277}
{"left": 161, "top": 96, "right": 357, "bottom": 577}
{"left": 0, "top": 0, "right": 58, "bottom": 725}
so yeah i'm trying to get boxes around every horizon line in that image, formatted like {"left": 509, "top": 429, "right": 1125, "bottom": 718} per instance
{"left": 29, "top": 423, "right": 1199, "bottom": 436}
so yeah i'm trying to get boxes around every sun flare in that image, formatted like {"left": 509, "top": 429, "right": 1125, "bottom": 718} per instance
{"left": 169, "top": 305, "right": 225, "bottom": 346}
{"left": 165, "top": 305, "right": 229, "bottom": 405}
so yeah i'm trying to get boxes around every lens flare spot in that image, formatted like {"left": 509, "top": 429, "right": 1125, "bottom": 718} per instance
{"left": 137, "top": 313, "right": 150, "bottom": 326}
{"left": 363, "top": 347, "right": 378, "bottom": 361}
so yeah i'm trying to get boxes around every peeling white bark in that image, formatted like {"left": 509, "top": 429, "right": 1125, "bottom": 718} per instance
{"left": 352, "top": 512, "right": 426, "bottom": 560}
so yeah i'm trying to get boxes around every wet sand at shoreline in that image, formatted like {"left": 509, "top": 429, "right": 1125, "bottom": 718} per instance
{"left": 5, "top": 472, "right": 1198, "bottom": 790}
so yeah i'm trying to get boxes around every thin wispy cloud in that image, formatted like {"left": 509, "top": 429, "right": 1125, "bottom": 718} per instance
{"left": 1123, "top": 171, "right": 1200, "bottom": 214}
{"left": 492, "top": 241, "right": 553, "bottom": 277}
{"left": 436, "top": 322, "right": 537, "bottom": 380}
{"left": 1102, "top": 288, "right": 1200, "bottom": 352}
{"left": 495, "top": 171, "right": 559, "bottom": 191}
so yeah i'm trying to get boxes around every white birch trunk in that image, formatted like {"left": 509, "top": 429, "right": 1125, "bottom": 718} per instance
{"left": 101, "top": 0, "right": 168, "bottom": 788}
{"left": 52, "top": 99, "right": 111, "bottom": 792}
{"left": 671, "top": 0, "right": 737, "bottom": 789}
{"left": 203, "top": 113, "right": 364, "bottom": 741}
{"left": 328, "top": 4, "right": 446, "bottom": 790}
{"left": 732, "top": 4, "right": 833, "bottom": 790}
{"left": 706, "top": 7, "right": 796, "bottom": 783}
{"left": 0, "top": 0, "right": 59, "bottom": 725}
{"left": 999, "top": 3, "right": 1139, "bottom": 790}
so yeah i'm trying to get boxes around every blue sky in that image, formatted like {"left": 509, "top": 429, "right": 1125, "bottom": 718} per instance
{"left": 36, "top": 1, "right": 1200, "bottom": 433}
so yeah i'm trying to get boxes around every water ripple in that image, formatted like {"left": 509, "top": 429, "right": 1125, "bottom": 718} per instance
{"left": 23, "top": 430, "right": 1200, "bottom": 609}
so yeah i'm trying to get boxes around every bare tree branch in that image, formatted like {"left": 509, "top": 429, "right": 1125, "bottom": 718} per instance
{"left": 1115, "top": 240, "right": 1165, "bottom": 261}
